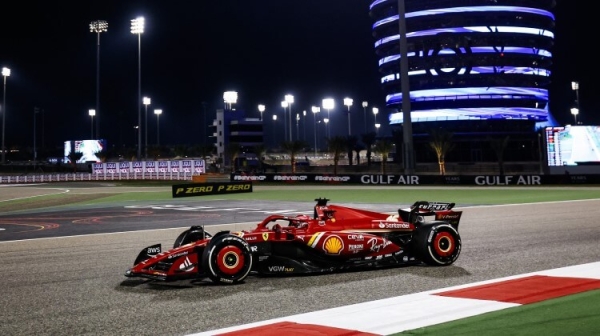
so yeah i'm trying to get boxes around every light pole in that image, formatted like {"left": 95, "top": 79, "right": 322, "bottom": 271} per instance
{"left": 89, "top": 109, "right": 96, "bottom": 139}
{"left": 90, "top": 20, "right": 107, "bottom": 139}
{"left": 34, "top": 107, "right": 40, "bottom": 165}
{"left": 570, "top": 107, "right": 579, "bottom": 125}
{"left": 1, "top": 67, "right": 10, "bottom": 164}
{"left": 296, "top": 113, "right": 300, "bottom": 140}
{"left": 311, "top": 106, "right": 320, "bottom": 156}
{"left": 154, "top": 109, "right": 162, "bottom": 145}
{"left": 258, "top": 104, "right": 265, "bottom": 121}
{"left": 281, "top": 101, "right": 288, "bottom": 141}
{"left": 302, "top": 110, "right": 307, "bottom": 141}
{"left": 344, "top": 97, "right": 353, "bottom": 136}
{"left": 131, "top": 17, "right": 144, "bottom": 160}
{"left": 272, "top": 114, "right": 278, "bottom": 147}
{"left": 322, "top": 98, "right": 334, "bottom": 138}
{"left": 362, "top": 101, "right": 368, "bottom": 133}
{"left": 375, "top": 123, "right": 381, "bottom": 135}
{"left": 285, "top": 94, "right": 294, "bottom": 141}
{"left": 143, "top": 96, "right": 151, "bottom": 159}
{"left": 372, "top": 107, "right": 379, "bottom": 133}
{"left": 572, "top": 81, "right": 580, "bottom": 123}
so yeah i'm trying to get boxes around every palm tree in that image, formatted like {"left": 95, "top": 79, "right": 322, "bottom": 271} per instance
{"left": 225, "top": 142, "right": 241, "bottom": 173}
{"left": 489, "top": 135, "right": 510, "bottom": 176}
{"left": 253, "top": 144, "right": 267, "bottom": 172}
{"left": 327, "top": 136, "right": 347, "bottom": 175}
{"left": 428, "top": 129, "right": 455, "bottom": 175}
{"left": 345, "top": 135, "right": 358, "bottom": 166}
{"left": 373, "top": 139, "right": 394, "bottom": 174}
{"left": 281, "top": 140, "right": 306, "bottom": 173}
{"left": 361, "top": 132, "right": 377, "bottom": 166}
{"left": 67, "top": 151, "right": 83, "bottom": 173}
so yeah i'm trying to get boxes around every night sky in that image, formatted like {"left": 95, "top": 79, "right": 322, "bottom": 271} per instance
{"left": 0, "top": 1, "right": 586, "bottom": 150}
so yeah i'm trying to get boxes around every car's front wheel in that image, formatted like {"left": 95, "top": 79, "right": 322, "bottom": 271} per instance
{"left": 201, "top": 234, "right": 253, "bottom": 284}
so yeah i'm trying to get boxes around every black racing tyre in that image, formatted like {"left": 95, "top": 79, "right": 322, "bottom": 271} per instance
{"left": 201, "top": 234, "right": 253, "bottom": 284}
{"left": 413, "top": 224, "right": 461, "bottom": 266}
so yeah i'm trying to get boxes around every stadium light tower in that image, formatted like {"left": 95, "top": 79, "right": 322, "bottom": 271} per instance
{"left": 88, "top": 109, "right": 96, "bottom": 139}
{"left": 258, "top": 104, "right": 265, "bottom": 121}
{"left": 1, "top": 67, "right": 10, "bottom": 164}
{"left": 89, "top": 20, "right": 107, "bottom": 139}
{"left": 372, "top": 107, "right": 379, "bottom": 132}
{"left": 285, "top": 94, "right": 294, "bottom": 141}
{"left": 143, "top": 97, "right": 151, "bottom": 159}
{"left": 281, "top": 101, "right": 289, "bottom": 141}
{"left": 322, "top": 98, "right": 334, "bottom": 138}
{"left": 223, "top": 91, "right": 237, "bottom": 110}
{"left": 154, "top": 109, "right": 162, "bottom": 145}
{"left": 131, "top": 17, "right": 145, "bottom": 160}
{"left": 311, "top": 106, "right": 320, "bottom": 156}
{"left": 570, "top": 107, "right": 579, "bottom": 125}
{"left": 344, "top": 97, "right": 353, "bottom": 136}
{"left": 572, "top": 81, "right": 580, "bottom": 123}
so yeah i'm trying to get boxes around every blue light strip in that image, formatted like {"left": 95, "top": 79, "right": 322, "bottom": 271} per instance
{"left": 381, "top": 67, "right": 550, "bottom": 83}
{"left": 375, "top": 27, "right": 554, "bottom": 48}
{"left": 386, "top": 87, "right": 548, "bottom": 101}
{"left": 388, "top": 107, "right": 550, "bottom": 124}
{"left": 373, "top": 6, "right": 555, "bottom": 29}
{"left": 379, "top": 47, "right": 552, "bottom": 66}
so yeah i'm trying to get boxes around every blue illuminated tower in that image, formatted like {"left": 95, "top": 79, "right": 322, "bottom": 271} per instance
{"left": 369, "top": 0, "right": 556, "bottom": 125}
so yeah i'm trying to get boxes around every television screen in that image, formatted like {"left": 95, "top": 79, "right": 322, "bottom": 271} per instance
{"left": 64, "top": 139, "right": 106, "bottom": 163}
{"left": 545, "top": 126, "right": 600, "bottom": 166}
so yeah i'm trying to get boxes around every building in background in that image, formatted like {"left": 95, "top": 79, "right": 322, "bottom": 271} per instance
{"left": 369, "top": 0, "right": 558, "bottom": 163}
{"left": 211, "top": 109, "right": 264, "bottom": 168}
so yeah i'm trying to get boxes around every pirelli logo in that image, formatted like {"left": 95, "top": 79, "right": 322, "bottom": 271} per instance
{"left": 172, "top": 182, "right": 253, "bottom": 198}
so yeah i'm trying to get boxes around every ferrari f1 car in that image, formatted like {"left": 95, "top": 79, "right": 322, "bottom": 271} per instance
{"left": 125, "top": 198, "right": 463, "bottom": 284}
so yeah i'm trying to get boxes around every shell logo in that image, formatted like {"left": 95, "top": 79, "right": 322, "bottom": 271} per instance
{"left": 323, "top": 236, "right": 344, "bottom": 255}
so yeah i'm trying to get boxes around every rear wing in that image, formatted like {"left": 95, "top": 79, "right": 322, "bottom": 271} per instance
{"left": 398, "top": 201, "right": 462, "bottom": 228}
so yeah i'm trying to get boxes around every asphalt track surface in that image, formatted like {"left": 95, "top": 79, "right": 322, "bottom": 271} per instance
{"left": 0, "top": 184, "right": 599, "bottom": 336}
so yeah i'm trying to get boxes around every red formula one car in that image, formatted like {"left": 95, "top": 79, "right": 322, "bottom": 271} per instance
{"left": 125, "top": 198, "right": 463, "bottom": 284}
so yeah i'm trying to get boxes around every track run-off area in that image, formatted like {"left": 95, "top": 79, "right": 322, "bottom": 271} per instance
{"left": 0, "top": 183, "right": 599, "bottom": 335}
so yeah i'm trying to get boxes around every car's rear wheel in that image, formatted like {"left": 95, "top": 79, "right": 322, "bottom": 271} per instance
{"left": 201, "top": 234, "right": 253, "bottom": 284}
{"left": 413, "top": 224, "right": 461, "bottom": 266}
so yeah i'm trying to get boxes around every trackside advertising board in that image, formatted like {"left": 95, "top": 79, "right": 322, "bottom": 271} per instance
{"left": 172, "top": 182, "right": 253, "bottom": 198}
{"left": 230, "top": 173, "right": 600, "bottom": 185}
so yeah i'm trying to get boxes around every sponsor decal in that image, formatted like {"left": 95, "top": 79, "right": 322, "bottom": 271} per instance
{"left": 267, "top": 266, "right": 294, "bottom": 272}
{"left": 438, "top": 214, "right": 461, "bottom": 220}
{"left": 178, "top": 257, "right": 194, "bottom": 272}
{"left": 360, "top": 175, "right": 419, "bottom": 185}
{"left": 262, "top": 233, "right": 269, "bottom": 241}
{"left": 348, "top": 244, "right": 363, "bottom": 253}
{"left": 367, "top": 237, "right": 392, "bottom": 252}
{"left": 172, "top": 182, "right": 252, "bottom": 197}
{"left": 251, "top": 246, "right": 258, "bottom": 252}
{"left": 273, "top": 175, "right": 308, "bottom": 181}
{"left": 474, "top": 175, "right": 541, "bottom": 186}
{"left": 146, "top": 246, "right": 161, "bottom": 254}
{"left": 233, "top": 175, "right": 267, "bottom": 181}
{"left": 244, "top": 235, "right": 258, "bottom": 241}
{"left": 347, "top": 234, "right": 364, "bottom": 241}
{"left": 314, "top": 176, "right": 351, "bottom": 182}
{"left": 378, "top": 221, "right": 411, "bottom": 229}
{"left": 323, "top": 235, "right": 344, "bottom": 255}
{"left": 233, "top": 231, "right": 244, "bottom": 238}
{"left": 168, "top": 251, "right": 189, "bottom": 259}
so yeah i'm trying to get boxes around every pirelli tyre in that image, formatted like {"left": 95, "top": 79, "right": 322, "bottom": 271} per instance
{"left": 201, "top": 234, "right": 253, "bottom": 284}
{"left": 413, "top": 223, "right": 461, "bottom": 266}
